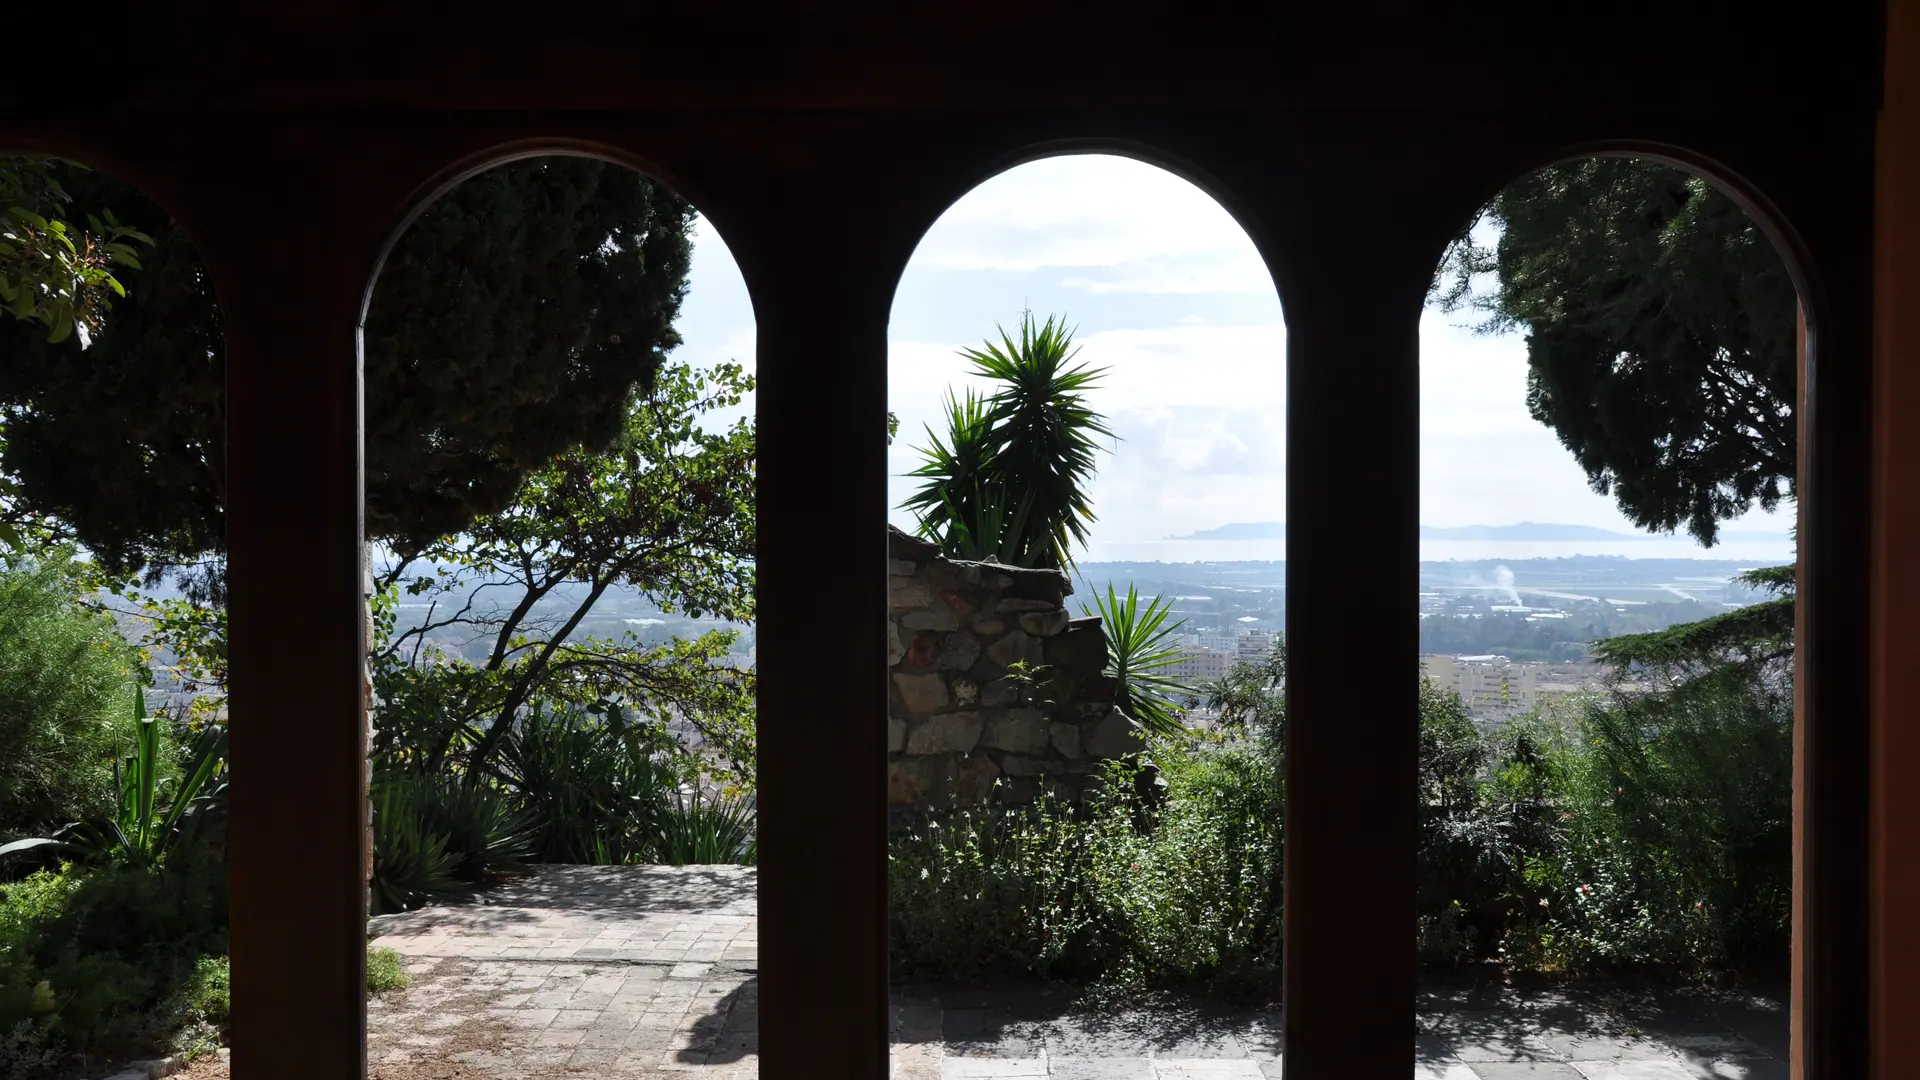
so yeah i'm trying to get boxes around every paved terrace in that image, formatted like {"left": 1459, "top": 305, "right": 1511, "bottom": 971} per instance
{"left": 363, "top": 866, "right": 1787, "bottom": 1080}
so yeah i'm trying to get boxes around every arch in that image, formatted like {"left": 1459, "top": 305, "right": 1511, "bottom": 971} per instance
{"left": 356, "top": 136, "right": 756, "bottom": 332}
{"left": 881, "top": 137, "right": 1296, "bottom": 324}
{"left": 1423, "top": 139, "right": 1826, "bottom": 349}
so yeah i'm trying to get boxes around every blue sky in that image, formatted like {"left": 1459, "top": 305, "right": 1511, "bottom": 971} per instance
{"left": 670, "top": 154, "right": 1795, "bottom": 558}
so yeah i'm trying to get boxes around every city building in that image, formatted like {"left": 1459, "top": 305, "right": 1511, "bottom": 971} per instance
{"left": 1171, "top": 647, "right": 1236, "bottom": 682}
{"left": 1423, "top": 653, "right": 1542, "bottom": 721}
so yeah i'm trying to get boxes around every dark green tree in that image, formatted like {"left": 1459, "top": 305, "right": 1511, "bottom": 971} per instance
{"left": 363, "top": 158, "right": 695, "bottom": 550}
{"left": 0, "top": 160, "right": 219, "bottom": 572}
{"left": 0, "top": 156, "right": 696, "bottom": 572}
{"left": 1435, "top": 157, "right": 1797, "bottom": 547}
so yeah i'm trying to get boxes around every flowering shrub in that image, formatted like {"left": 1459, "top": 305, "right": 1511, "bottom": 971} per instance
{"left": 892, "top": 665, "right": 1790, "bottom": 991}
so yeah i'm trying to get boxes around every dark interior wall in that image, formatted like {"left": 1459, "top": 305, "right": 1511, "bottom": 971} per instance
{"left": 0, "top": 5, "right": 1892, "bottom": 1078}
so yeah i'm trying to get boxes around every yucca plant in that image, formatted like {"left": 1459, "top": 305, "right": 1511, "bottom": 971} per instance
{"left": 656, "top": 788, "right": 757, "bottom": 865}
{"left": 902, "top": 313, "right": 1112, "bottom": 570}
{"left": 0, "top": 685, "right": 227, "bottom": 871}
{"left": 904, "top": 388, "right": 997, "bottom": 550}
{"left": 1085, "top": 583, "right": 1191, "bottom": 738}
{"left": 931, "top": 481, "right": 1046, "bottom": 567}
{"left": 966, "top": 313, "right": 1113, "bottom": 570}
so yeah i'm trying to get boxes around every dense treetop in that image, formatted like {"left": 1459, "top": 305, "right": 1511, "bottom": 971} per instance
{"left": 0, "top": 156, "right": 697, "bottom": 572}
{"left": 1436, "top": 157, "right": 1797, "bottom": 547}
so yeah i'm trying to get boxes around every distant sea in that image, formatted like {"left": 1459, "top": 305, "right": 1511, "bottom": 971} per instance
{"left": 1081, "top": 538, "right": 1797, "bottom": 564}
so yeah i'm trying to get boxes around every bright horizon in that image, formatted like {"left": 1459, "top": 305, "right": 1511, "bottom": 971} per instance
{"left": 670, "top": 154, "right": 1796, "bottom": 562}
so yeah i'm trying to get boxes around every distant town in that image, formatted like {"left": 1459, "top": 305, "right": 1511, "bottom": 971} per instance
{"left": 131, "top": 548, "right": 1785, "bottom": 727}
{"left": 1073, "top": 551, "right": 1782, "bottom": 722}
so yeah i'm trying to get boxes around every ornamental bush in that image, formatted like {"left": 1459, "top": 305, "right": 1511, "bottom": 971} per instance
{"left": 0, "top": 554, "right": 147, "bottom": 846}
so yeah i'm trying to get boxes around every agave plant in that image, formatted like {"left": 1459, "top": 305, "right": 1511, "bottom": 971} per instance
{"left": 0, "top": 685, "right": 228, "bottom": 871}
{"left": 1085, "top": 583, "right": 1191, "bottom": 739}
{"left": 369, "top": 771, "right": 460, "bottom": 914}
{"left": 498, "top": 702, "right": 671, "bottom": 865}
{"left": 656, "top": 787, "right": 757, "bottom": 866}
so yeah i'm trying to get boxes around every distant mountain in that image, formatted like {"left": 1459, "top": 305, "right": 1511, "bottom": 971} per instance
{"left": 1172, "top": 521, "right": 1790, "bottom": 542}
{"left": 1419, "top": 522, "right": 1639, "bottom": 541}
{"left": 1171, "top": 522, "right": 1286, "bottom": 540}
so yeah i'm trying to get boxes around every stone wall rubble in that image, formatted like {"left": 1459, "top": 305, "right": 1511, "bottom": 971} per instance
{"left": 887, "top": 526, "right": 1139, "bottom": 811}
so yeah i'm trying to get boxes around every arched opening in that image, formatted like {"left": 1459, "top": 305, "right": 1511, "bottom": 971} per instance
{"left": 355, "top": 153, "right": 761, "bottom": 1075}
{"left": 883, "top": 152, "right": 1290, "bottom": 1073}
{"left": 1414, "top": 153, "right": 1802, "bottom": 1076}
{"left": 0, "top": 154, "right": 233, "bottom": 1074}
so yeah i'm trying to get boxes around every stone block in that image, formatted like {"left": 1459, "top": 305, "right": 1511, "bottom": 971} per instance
{"left": 902, "top": 607, "right": 960, "bottom": 632}
{"left": 937, "top": 632, "right": 982, "bottom": 671}
{"left": 1085, "top": 708, "right": 1146, "bottom": 758}
{"left": 904, "top": 630, "right": 939, "bottom": 669}
{"left": 971, "top": 617, "right": 1006, "bottom": 636}
{"left": 953, "top": 754, "right": 1001, "bottom": 800}
{"left": 938, "top": 588, "right": 978, "bottom": 616}
{"left": 981, "top": 676, "right": 1019, "bottom": 708}
{"left": 887, "top": 620, "right": 906, "bottom": 666}
{"left": 889, "top": 757, "right": 950, "bottom": 804}
{"left": 951, "top": 676, "right": 981, "bottom": 706}
{"left": 1046, "top": 617, "right": 1108, "bottom": 674}
{"left": 907, "top": 711, "right": 983, "bottom": 754}
{"left": 893, "top": 672, "right": 949, "bottom": 713}
{"left": 1018, "top": 609, "right": 1071, "bottom": 637}
{"left": 996, "top": 597, "right": 1057, "bottom": 613}
{"left": 888, "top": 525, "right": 941, "bottom": 562}
{"left": 889, "top": 558, "right": 918, "bottom": 576}
{"left": 987, "top": 629, "right": 1043, "bottom": 668}
{"left": 889, "top": 579, "right": 933, "bottom": 610}
{"left": 999, "top": 564, "right": 1070, "bottom": 602}
{"left": 1000, "top": 755, "right": 1051, "bottom": 777}
{"left": 888, "top": 717, "right": 906, "bottom": 753}
{"left": 1050, "top": 722, "right": 1083, "bottom": 759}
{"left": 926, "top": 559, "right": 983, "bottom": 589}
{"left": 983, "top": 711, "right": 1051, "bottom": 754}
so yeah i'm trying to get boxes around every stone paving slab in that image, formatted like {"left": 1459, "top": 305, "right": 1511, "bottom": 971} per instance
{"left": 362, "top": 864, "right": 1783, "bottom": 1080}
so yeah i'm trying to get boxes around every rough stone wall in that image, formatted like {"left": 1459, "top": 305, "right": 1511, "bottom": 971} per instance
{"left": 888, "top": 526, "right": 1140, "bottom": 812}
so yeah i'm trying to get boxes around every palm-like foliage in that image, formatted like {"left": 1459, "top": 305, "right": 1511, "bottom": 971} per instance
{"left": 904, "top": 389, "right": 997, "bottom": 547}
{"left": 0, "top": 687, "right": 227, "bottom": 872}
{"left": 1084, "top": 584, "right": 1190, "bottom": 738}
{"left": 903, "top": 314, "right": 1112, "bottom": 569}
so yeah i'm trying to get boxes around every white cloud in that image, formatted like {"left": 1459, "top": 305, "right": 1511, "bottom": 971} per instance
{"left": 907, "top": 155, "right": 1276, "bottom": 295}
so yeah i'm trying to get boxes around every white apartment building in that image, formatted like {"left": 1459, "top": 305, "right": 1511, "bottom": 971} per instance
{"left": 1237, "top": 629, "right": 1276, "bottom": 661}
{"left": 1423, "top": 653, "right": 1543, "bottom": 720}
{"left": 1171, "top": 647, "right": 1238, "bottom": 682}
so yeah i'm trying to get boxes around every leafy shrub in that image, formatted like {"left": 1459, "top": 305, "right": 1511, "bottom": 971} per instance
{"left": 498, "top": 703, "right": 673, "bottom": 865}
{"left": 3, "top": 709, "right": 228, "bottom": 875}
{"left": 367, "top": 947, "right": 409, "bottom": 992}
{"left": 889, "top": 734, "right": 1281, "bottom": 994}
{"left": 369, "top": 772, "right": 461, "bottom": 916}
{"left": 1415, "top": 666, "right": 1792, "bottom": 977}
{"left": 1536, "top": 668, "right": 1792, "bottom": 973}
{"left": 0, "top": 862, "right": 226, "bottom": 1073}
{"left": 0, "top": 555, "right": 146, "bottom": 846}
{"left": 409, "top": 773, "right": 532, "bottom": 886}
{"left": 178, "top": 955, "right": 228, "bottom": 1026}
{"left": 657, "top": 789, "right": 756, "bottom": 866}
